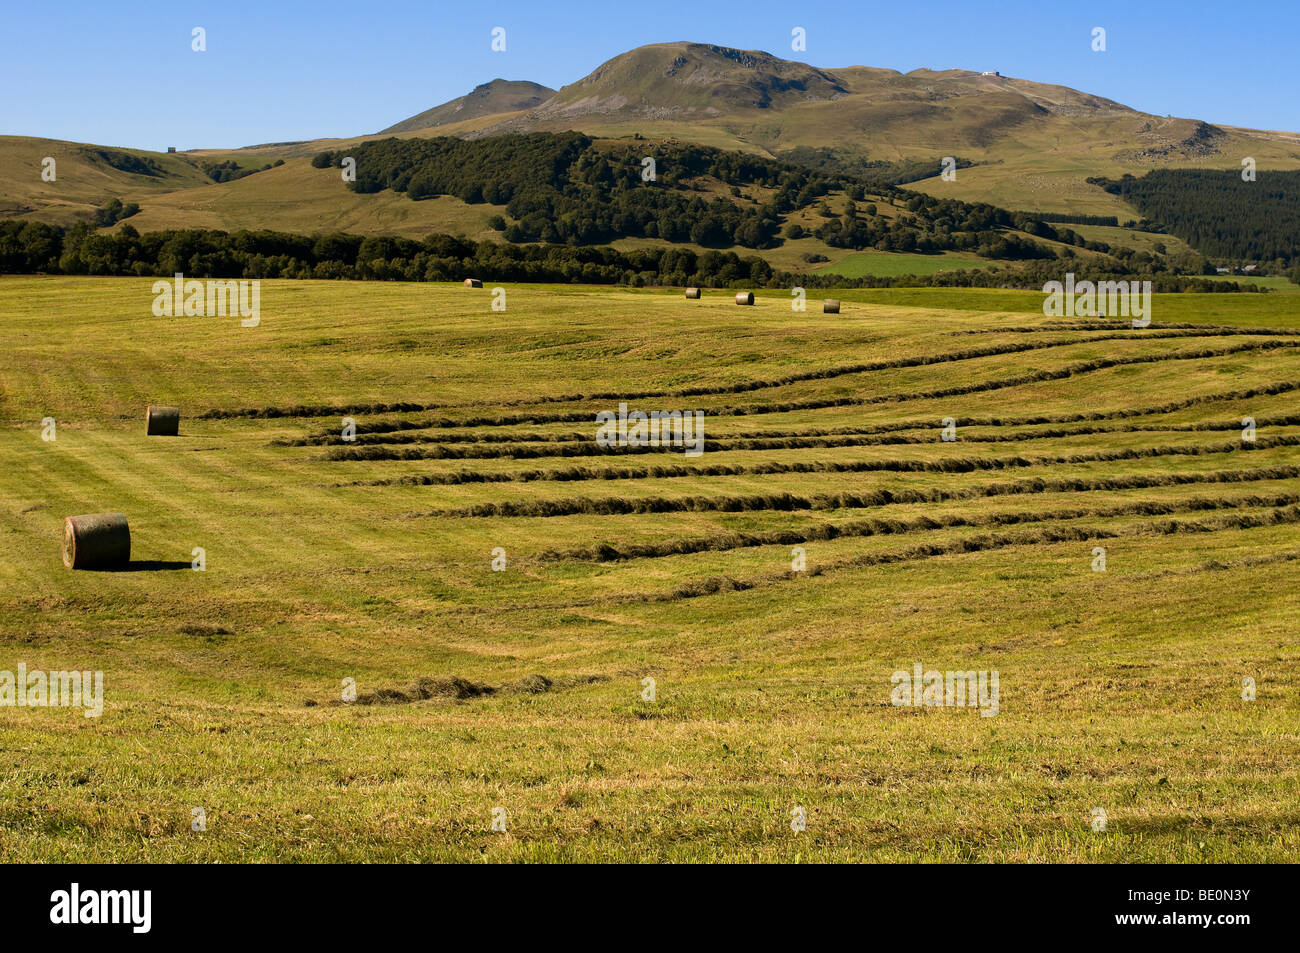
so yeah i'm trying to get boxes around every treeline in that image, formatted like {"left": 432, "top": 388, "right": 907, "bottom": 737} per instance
{"left": 785, "top": 182, "right": 1108, "bottom": 259}
{"left": 201, "top": 158, "right": 284, "bottom": 183}
{"left": 0, "top": 221, "right": 782, "bottom": 284}
{"left": 312, "top": 132, "right": 795, "bottom": 248}
{"left": 1089, "top": 169, "right": 1300, "bottom": 263}
{"left": 1023, "top": 211, "right": 1120, "bottom": 227}
{"left": 308, "top": 132, "right": 1060, "bottom": 260}
{"left": 0, "top": 220, "right": 1250, "bottom": 292}
{"left": 805, "top": 189, "right": 1112, "bottom": 259}
{"left": 93, "top": 198, "right": 139, "bottom": 228}
{"left": 80, "top": 148, "right": 164, "bottom": 177}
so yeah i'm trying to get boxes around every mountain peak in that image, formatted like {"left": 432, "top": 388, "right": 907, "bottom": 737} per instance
{"left": 380, "top": 79, "right": 556, "bottom": 134}
{"left": 537, "top": 41, "right": 849, "bottom": 119}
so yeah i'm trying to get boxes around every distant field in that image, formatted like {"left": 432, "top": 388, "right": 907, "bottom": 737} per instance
{"left": 1068, "top": 224, "right": 1197, "bottom": 258}
{"left": 905, "top": 138, "right": 1300, "bottom": 219}
{"left": 816, "top": 252, "right": 991, "bottom": 277}
{"left": 114, "top": 159, "right": 512, "bottom": 241}
{"left": 1, "top": 276, "right": 1297, "bottom": 862}
{"left": 1202, "top": 274, "right": 1300, "bottom": 294}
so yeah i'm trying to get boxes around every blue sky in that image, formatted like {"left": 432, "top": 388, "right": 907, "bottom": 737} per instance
{"left": 2, "top": 0, "right": 1295, "bottom": 150}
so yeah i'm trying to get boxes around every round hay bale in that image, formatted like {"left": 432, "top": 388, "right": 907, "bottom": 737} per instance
{"left": 823, "top": 299, "right": 841, "bottom": 314}
{"left": 735, "top": 292, "right": 755, "bottom": 306}
{"left": 684, "top": 287, "right": 701, "bottom": 299}
{"left": 146, "top": 405, "right": 180, "bottom": 436}
{"left": 463, "top": 278, "right": 483, "bottom": 288}
{"left": 62, "top": 513, "right": 130, "bottom": 570}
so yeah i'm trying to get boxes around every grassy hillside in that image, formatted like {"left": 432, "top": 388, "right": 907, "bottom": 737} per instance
{"left": 8, "top": 129, "right": 1117, "bottom": 277}
{"left": 415, "top": 43, "right": 1300, "bottom": 219}
{"left": 7, "top": 42, "right": 1300, "bottom": 240}
{"left": 380, "top": 79, "right": 555, "bottom": 135}
{"left": 117, "top": 158, "right": 510, "bottom": 241}
{"left": 903, "top": 125, "right": 1300, "bottom": 219}
{"left": 1068, "top": 224, "right": 1195, "bottom": 258}
{"left": 1, "top": 276, "right": 1297, "bottom": 861}
{"left": 0, "top": 135, "right": 213, "bottom": 226}
{"left": 11, "top": 134, "right": 1151, "bottom": 286}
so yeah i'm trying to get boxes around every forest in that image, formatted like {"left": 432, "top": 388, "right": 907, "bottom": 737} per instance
{"left": 0, "top": 219, "right": 1244, "bottom": 292}
{"left": 1088, "top": 169, "right": 1300, "bottom": 264}
{"left": 309, "top": 133, "right": 1075, "bottom": 259}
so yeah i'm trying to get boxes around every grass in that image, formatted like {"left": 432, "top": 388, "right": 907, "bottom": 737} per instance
{"left": 1067, "top": 225, "right": 1196, "bottom": 258}
{"left": 815, "top": 251, "right": 990, "bottom": 278}
{"left": 113, "top": 159, "right": 511, "bottom": 240}
{"left": 0, "top": 276, "right": 1297, "bottom": 862}
{"left": 0, "top": 135, "right": 212, "bottom": 225}
{"left": 1202, "top": 275, "right": 1300, "bottom": 294}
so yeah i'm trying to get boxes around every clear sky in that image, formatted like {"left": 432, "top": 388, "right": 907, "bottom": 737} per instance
{"left": 3, "top": 0, "right": 1295, "bottom": 151}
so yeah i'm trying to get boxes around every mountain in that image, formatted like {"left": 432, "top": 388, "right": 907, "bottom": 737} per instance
{"left": 380, "top": 79, "right": 555, "bottom": 134}
{"left": 3, "top": 40, "right": 1299, "bottom": 238}
{"left": 409, "top": 42, "right": 1300, "bottom": 218}
{"left": 534, "top": 42, "right": 848, "bottom": 118}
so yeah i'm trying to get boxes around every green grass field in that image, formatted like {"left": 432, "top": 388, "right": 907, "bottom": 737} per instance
{"left": 814, "top": 251, "right": 991, "bottom": 278}
{"left": 1068, "top": 225, "right": 1197, "bottom": 258}
{"left": 1202, "top": 275, "right": 1300, "bottom": 294}
{"left": 1, "top": 277, "right": 1297, "bottom": 862}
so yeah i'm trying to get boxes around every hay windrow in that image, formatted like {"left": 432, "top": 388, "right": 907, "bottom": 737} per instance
{"left": 540, "top": 492, "right": 1300, "bottom": 563}
{"left": 414, "top": 462, "right": 1300, "bottom": 519}
{"left": 381, "top": 437, "right": 1300, "bottom": 502}
{"left": 959, "top": 322, "right": 1300, "bottom": 335}
{"left": 203, "top": 335, "right": 1300, "bottom": 421}
{"left": 317, "top": 672, "right": 608, "bottom": 706}
{"left": 639, "top": 504, "right": 1300, "bottom": 605}
{"left": 349, "top": 675, "right": 492, "bottom": 705}
{"left": 316, "top": 419, "right": 1300, "bottom": 455}
{"left": 324, "top": 378, "right": 1300, "bottom": 463}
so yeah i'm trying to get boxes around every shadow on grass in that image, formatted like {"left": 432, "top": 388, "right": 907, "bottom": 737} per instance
{"left": 88, "top": 560, "right": 194, "bottom": 572}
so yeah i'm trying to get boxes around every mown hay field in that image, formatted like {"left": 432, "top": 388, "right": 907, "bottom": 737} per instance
{"left": 0, "top": 276, "right": 1296, "bottom": 862}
